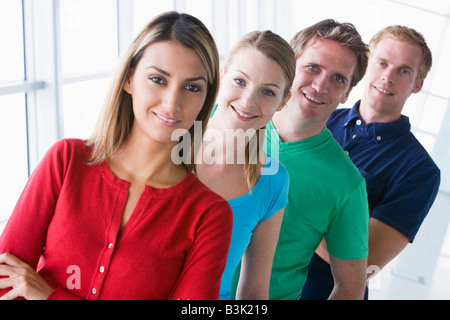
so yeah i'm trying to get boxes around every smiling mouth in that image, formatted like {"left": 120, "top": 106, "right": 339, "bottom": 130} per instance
{"left": 374, "top": 86, "right": 394, "bottom": 96}
{"left": 231, "top": 105, "right": 258, "bottom": 119}
{"left": 304, "top": 93, "right": 324, "bottom": 104}
{"left": 154, "top": 112, "right": 180, "bottom": 124}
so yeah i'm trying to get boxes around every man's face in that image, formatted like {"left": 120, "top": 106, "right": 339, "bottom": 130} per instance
{"left": 362, "top": 37, "right": 424, "bottom": 121}
{"left": 286, "top": 38, "right": 357, "bottom": 127}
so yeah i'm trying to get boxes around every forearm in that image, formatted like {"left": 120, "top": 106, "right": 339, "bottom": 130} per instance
{"left": 367, "top": 218, "right": 409, "bottom": 278}
{"left": 236, "top": 209, "right": 284, "bottom": 300}
{"left": 328, "top": 256, "right": 367, "bottom": 300}
{"left": 328, "top": 280, "right": 366, "bottom": 300}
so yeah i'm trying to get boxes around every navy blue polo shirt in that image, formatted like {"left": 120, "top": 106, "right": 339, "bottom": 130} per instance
{"left": 327, "top": 100, "right": 441, "bottom": 242}
{"left": 301, "top": 100, "right": 441, "bottom": 300}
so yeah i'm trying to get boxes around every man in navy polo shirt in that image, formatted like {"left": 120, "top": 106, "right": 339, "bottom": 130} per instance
{"left": 301, "top": 25, "right": 441, "bottom": 300}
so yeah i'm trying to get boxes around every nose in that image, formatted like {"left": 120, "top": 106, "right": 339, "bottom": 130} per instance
{"left": 162, "top": 86, "right": 182, "bottom": 112}
{"left": 241, "top": 88, "right": 258, "bottom": 109}
{"left": 382, "top": 68, "right": 395, "bottom": 84}
{"left": 311, "top": 74, "right": 329, "bottom": 94}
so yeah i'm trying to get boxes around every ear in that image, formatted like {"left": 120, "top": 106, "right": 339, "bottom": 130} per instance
{"left": 276, "top": 91, "right": 292, "bottom": 112}
{"left": 412, "top": 78, "right": 424, "bottom": 94}
{"left": 220, "top": 67, "right": 226, "bottom": 82}
{"left": 123, "top": 68, "right": 135, "bottom": 95}
{"left": 123, "top": 77, "right": 132, "bottom": 95}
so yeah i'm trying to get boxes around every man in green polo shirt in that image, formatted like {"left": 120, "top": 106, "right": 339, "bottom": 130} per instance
{"left": 266, "top": 19, "right": 370, "bottom": 300}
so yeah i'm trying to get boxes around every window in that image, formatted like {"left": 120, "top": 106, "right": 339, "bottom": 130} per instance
{"left": 0, "top": 94, "right": 28, "bottom": 233}
{"left": 0, "top": 0, "right": 24, "bottom": 83}
{"left": 132, "top": 0, "right": 174, "bottom": 33}
{"left": 60, "top": 0, "right": 118, "bottom": 139}
{"left": 0, "top": 1, "right": 27, "bottom": 232}
{"left": 185, "top": 0, "right": 212, "bottom": 32}
{"left": 62, "top": 78, "right": 111, "bottom": 139}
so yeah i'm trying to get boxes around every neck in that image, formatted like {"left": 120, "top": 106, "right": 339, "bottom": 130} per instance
{"left": 202, "top": 114, "right": 259, "bottom": 166}
{"left": 272, "top": 110, "right": 324, "bottom": 142}
{"left": 110, "top": 130, "right": 185, "bottom": 188}
{"left": 359, "top": 99, "right": 402, "bottom": 124}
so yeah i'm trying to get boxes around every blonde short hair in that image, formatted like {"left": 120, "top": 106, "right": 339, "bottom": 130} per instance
{"left": 369, "top": 25, "right": 432, "bottom": 80}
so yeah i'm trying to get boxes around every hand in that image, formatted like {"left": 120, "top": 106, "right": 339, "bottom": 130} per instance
{"left": 0, "top": 253, "right": 54, "bottom": 300}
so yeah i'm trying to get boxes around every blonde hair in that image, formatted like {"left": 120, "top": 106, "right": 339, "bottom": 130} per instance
{"left": 224, "top": 30, "right": 296, "bottom": 190}
{"left": 290, "top": 19, "right": 369, "bottom": 89}
{"left": 87, "top": 11, "right": 220, "bottom": 172}
{"left": 369, "top": 25, "right": 432, "bottom": 80}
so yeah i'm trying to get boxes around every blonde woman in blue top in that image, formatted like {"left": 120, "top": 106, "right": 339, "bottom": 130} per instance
{"left": 196, "top": 31, "right": 295, "bottom": 299}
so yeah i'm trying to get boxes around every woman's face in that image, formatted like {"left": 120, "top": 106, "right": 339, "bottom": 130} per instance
{"left": 124, "top": 41, "right": 208, "bottom": 145}
{"left": 216, "top": 47, "right": 290, "bottom": 132}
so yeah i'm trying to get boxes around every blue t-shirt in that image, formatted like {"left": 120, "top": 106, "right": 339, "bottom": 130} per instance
{"left": 219, "top": 153, "right": 289, "bottom": 300}
{"left": 327, "top": 101, "right": 440, "bottom": 242}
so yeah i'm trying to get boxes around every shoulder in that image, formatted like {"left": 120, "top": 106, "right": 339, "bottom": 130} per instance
{"left": 262, "top": 154, "right": 290, "bottom": 189}
{"left": 47, "top": 138, "right": 87, "bottom": 156}
{"left": 329, "top": 107, "right": 351, "bottom": 120}
{"left": 407, "top": 134, "right": 439, "bottom": 170}
{"left": 390, "top": 132, "right": 440, "bottom": 184}
{"left": 327, "top": 107, "right": 351, "bottom": 125}
{"left": 162, "top": 173, "right": 233, "bottom": 232}
{"left": 191, "top": 174, "right": 233, "bottom": 230}
{"left": 185, "top": 173, "right": 233, "bottom": 213}
{"left": 251, "top": 154, "right": 290, "bottom": 219}
{"left": 320, "top": 131, "right": 366, "bottom": 187}
{"left": 278, "top": 128, "right": 363, "bottom": 187}
{"left": 39, "top": 138, "right": 87, "bottom": 167}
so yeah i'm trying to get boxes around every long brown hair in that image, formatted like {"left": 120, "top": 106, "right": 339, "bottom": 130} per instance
{"left": 86, "top": 11, "right": 220, "bottom": 172}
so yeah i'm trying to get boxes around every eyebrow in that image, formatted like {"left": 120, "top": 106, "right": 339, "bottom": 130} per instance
{"left": 236, "top": 70, "right": 281, "bottom": 89}
{"left": 147, "top": 66, "right": 207, "bottom": 83}
{"left": 399, "top": 64, "right": 415, "bottom": 72}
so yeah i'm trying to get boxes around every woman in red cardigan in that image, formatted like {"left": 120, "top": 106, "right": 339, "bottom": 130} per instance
{"left": 0, "top": 11, "right": 232, "bottom": 300}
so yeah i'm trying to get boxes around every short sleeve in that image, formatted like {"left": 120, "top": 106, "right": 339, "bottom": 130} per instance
{"left": 260, "top": 155, "right": 290, "bottom": 221}
{"left": 371, "top": 165, "right": 440, "bottom": 242}
{"left": 325, "top": 178, "right": 369, "bottom": 260}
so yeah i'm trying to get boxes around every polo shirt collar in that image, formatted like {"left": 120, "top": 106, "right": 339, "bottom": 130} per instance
{"left": 343, "top": 100, "right": 411, "bottom": 140}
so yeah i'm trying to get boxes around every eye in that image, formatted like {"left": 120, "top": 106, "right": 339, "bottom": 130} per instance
{"left": 334, "top": 74, "right": 345, "bottom": 83}
{"left": 234, "top": 78, "right": 246, "bottom": 86}
{"left": 400, "top": 68, "right": 410, "bottom": 75}
{"left": 185, "top": 84, "right": 202, "bottom": 93}
{"left": 262, "top": 89, "right": 275, "bottom": 97}
{"left": 308, "top": 65, "right": 318, "bottom": 72}
{"left": 149, "top": 76, "right": 165, "bottom": 85}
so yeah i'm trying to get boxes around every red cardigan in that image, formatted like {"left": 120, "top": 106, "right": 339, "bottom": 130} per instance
{"left": 0, "top": 139, "right": 232, "bottom": 300}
